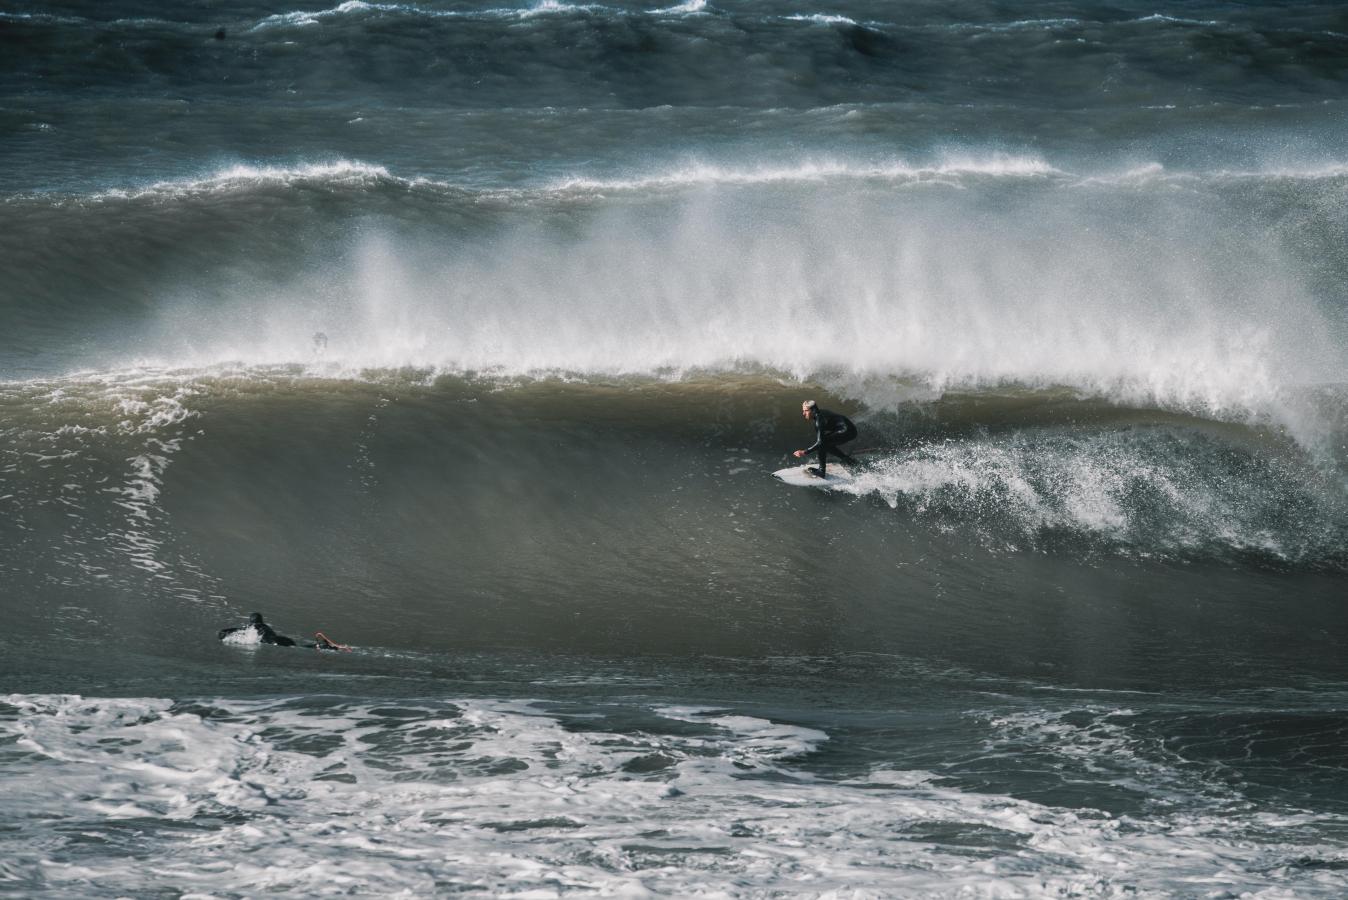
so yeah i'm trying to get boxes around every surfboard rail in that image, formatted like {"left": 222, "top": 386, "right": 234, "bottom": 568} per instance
{"left": 772, "top": 464, "right": 856, "bottom": 489}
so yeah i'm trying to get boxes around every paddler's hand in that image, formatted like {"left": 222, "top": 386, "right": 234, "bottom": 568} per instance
{"left": 793, "top": 450, "right": 805, "bottom": 458}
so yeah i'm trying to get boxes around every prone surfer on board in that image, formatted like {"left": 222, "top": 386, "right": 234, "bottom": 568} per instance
{"left": 793, "top": 400, "right": 857, "bottom": 477}
{"left": 218, "top": 612, "right": 351, "bottom": 651}
{"left": 218, "top": 612, "right": 298, "bottom": 646}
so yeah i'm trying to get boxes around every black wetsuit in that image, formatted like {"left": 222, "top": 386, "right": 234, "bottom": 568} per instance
{"left": 218, "top": 613, "right": 297, "bottom": 647}
{"left": 804, "top": 408, "right": 857, "bottom": 476}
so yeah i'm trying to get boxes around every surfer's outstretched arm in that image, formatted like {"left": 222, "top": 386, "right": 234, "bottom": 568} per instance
{"left": 314, "top": 632, "right": 352, "bottom": 652}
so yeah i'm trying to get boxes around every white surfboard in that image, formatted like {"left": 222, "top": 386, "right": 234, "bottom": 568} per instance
{"left": 773, "top": 463, "right": 856, "bottom": 489}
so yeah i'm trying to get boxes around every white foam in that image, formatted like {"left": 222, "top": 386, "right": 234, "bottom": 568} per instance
{"left": 833, "top": 431, "right": 1340, "bottom": 559}
{"left": 0, "top": 11, "right": 84, "bottom": 24}
{"left": 219, "top": 626, "right": 263, "bottom": 645}
{"left": 3, "top": 693, "right": 1345, "bottom": 897}
{"left": 518, "top": 0, "right": 608, "bottom": 17}
{"left": 915, "top": 17, "right": 1085, "bottom": 35}
{"left": 251, "top": 1, "right": 645, "bottom": 27}
{"left": 0, "top": 373, "right": 207, "bottom": 589}
{"left": 551, "top": 154, "right": 1061, "bottom": 192}
{"left": 89, "top": 161, "right": 395, "bottom": 202}
{"left": 1086, "top": 161, "right": 1348, "bottom": 184}
{"left": 253, "top": 1, "right": 413, "bottom": 29}
{"left": 652, "top": 0, "right": 707, "bottom": 14}
{"left": 786, "top": 13, "right": 859, "bottom": 26}
{"left": 1132, "top": 14, "right": 1221, "bottom": 27}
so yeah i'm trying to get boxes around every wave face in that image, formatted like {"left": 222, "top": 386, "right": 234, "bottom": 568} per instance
{"left": 4, "top": 1, "right": 1348, "bottom": 896}
{"left": 2, "top": 372, "right": 1344, "bottom": 649}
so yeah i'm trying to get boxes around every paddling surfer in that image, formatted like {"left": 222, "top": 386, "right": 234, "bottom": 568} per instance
{"left": 218, "top": 612, "right": 297, "bottom": 646}
{"left": 218, "top": 612, "right": 351, "bottom": 651}
{"left": 793, "top": 400, "right": 857, "bottom": 478}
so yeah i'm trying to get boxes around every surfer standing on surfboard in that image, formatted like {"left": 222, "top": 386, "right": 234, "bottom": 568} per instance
{"left": 793, "top": 400, "right": 858, "bottom": 478}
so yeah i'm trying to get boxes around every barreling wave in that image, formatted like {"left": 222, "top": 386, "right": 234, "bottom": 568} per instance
{"left": 2, "top": 369, "right": 1345, "bottom": 609}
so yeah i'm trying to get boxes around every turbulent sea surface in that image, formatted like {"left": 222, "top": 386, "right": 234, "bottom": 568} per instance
{"left": 3, "top": 1, "right": 1348, "bottom": 896}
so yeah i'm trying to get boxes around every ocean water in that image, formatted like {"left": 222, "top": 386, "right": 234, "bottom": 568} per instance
{"left": 3, "top": 1, "right": 1348, "bottom": 896}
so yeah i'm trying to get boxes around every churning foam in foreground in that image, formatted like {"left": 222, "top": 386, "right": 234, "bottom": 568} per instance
{"left": 4, "top": 693, "right": 1347, "bottom": 897}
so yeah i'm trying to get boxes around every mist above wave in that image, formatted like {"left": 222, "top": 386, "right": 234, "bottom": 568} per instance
{"left": 5, "top": 146, "right": 1345, "bottom": 463}
{"left": 119, "top": 167, "right": 1338, "bottom": 448}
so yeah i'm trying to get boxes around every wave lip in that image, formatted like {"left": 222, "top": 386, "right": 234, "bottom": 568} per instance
{"left": 253, "top": 1, "right": 424, "bottom": 30}
{"left": 1084, "top": 161, "right": 1348, "bottom": 185}
{"left": 517, "top": 0, "right": 610, "bottom": 18}
{"left": 785, "top": 13, "right": 859, "bottom": 26}
{"left": 11, "top": 151, "right": 1072, "bottom": 207}
{"left": 81, "top": 161, "right": 396, "bottom": 203}
{"left": 22, "top": 152, "right": 1348, "bottom": 207}
{"left": 651, "top": 0, "right": 708, "bottom": 15}
{"left": 550, "top": 153, "right": 1062, "bottom": 193}
{"left": 252, "top": 0, "right": 678, "bottom": 29}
